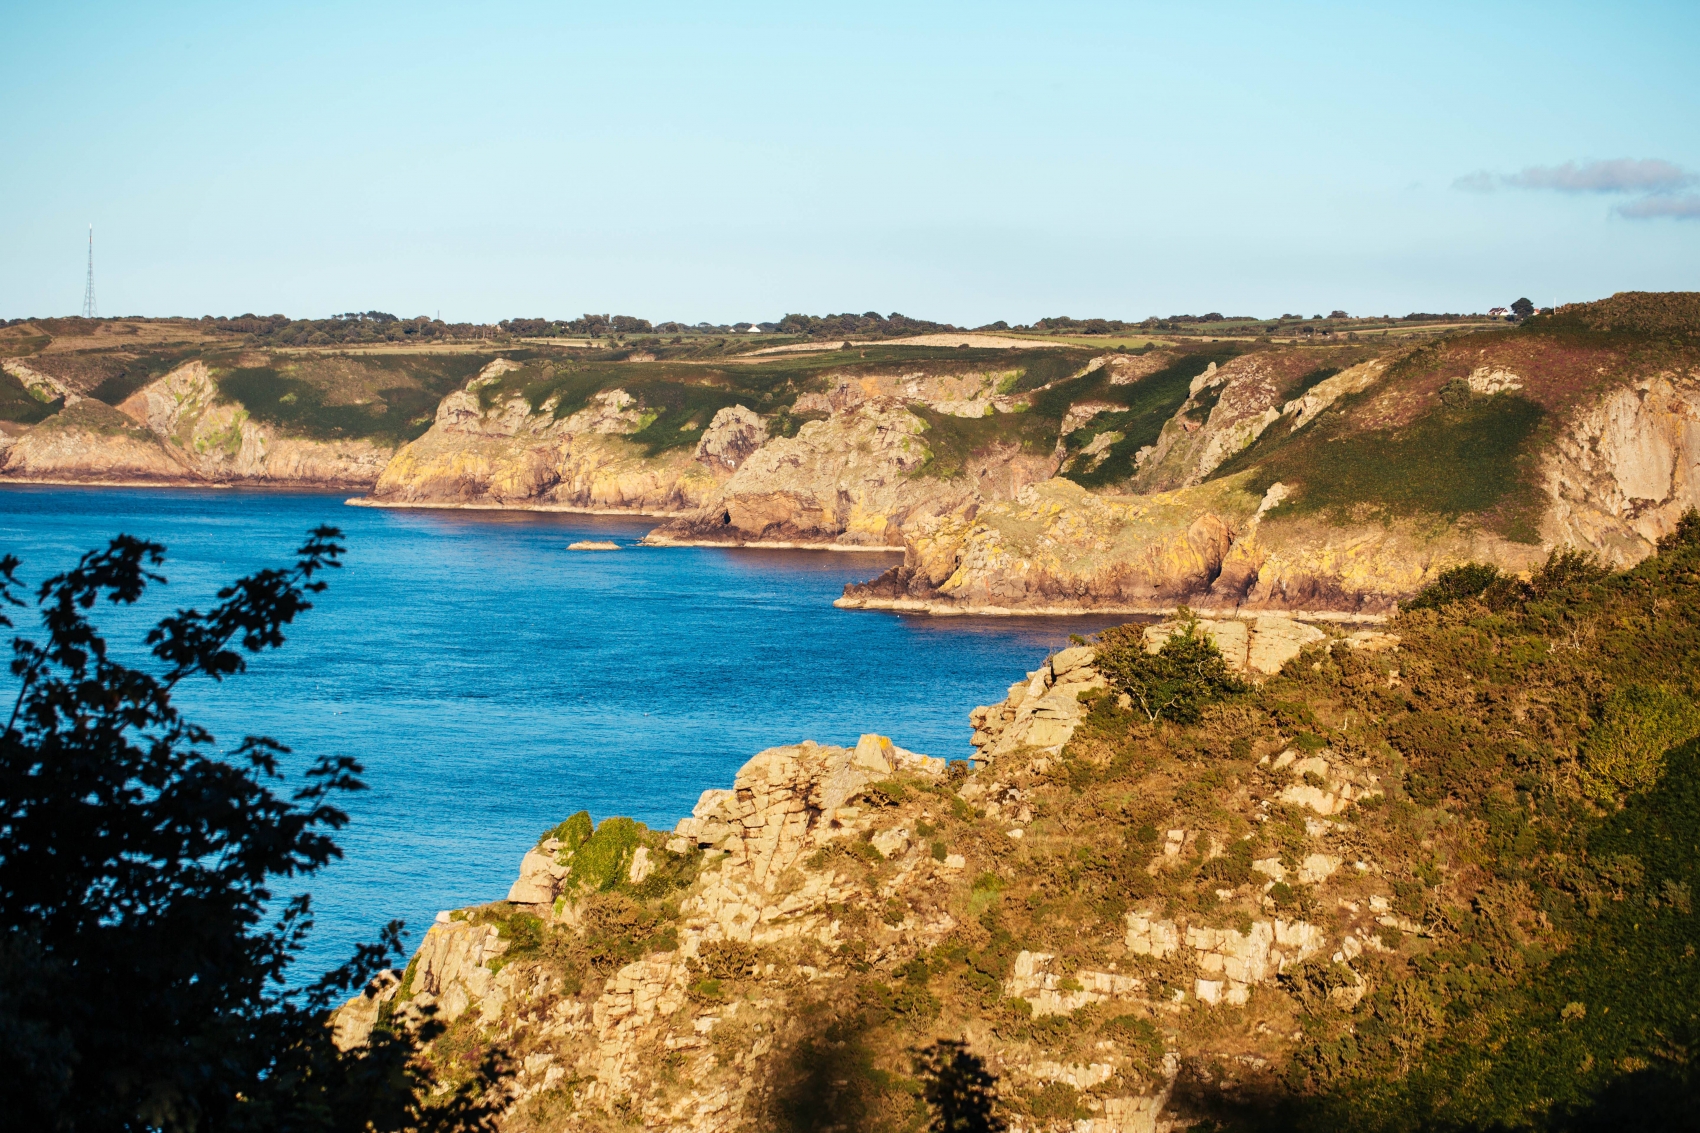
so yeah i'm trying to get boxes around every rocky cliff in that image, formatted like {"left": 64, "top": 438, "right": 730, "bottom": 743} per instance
{"left": 365, "top": 360, "right": 728, "bottom": 513}
{"left": 0, "top": 360, "right": 392, "bottom": 486}
{"left": 646, "top": 398, "right": 1056, "bottom": 548}
{"left": 333, "top": 524, "right": 1700, "bottom": 1132}
{"left": 841, "top": 309, "right": 1700, "bottom": 618}
{"left": 332, "top": 629, "right": 1416, "bottom": 1133}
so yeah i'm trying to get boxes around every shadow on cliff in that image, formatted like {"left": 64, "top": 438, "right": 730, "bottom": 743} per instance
{"left": 765, "top": 1010, "right": 922, "bottom": 1133}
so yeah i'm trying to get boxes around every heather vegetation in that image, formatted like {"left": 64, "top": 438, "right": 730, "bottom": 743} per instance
{"left": 216, "top": 353, "right": 490, "bottom": 444}
{"left": 446, "top": 516, "right": 1700, "bottom": 1132}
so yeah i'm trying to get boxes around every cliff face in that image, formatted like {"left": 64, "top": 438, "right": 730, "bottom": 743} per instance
{"left": 368, "top": 361, "right": 725, "bottom": 512}
{"left": 841, "top": 352, "right": 1700, "bottom": 618}
{"left": 647, "top": 399, "right": 1057, "bottom": 548}
{"left": 333, "top": 636, "right": 1409, "bottom": 1132}
{"left": 1539, "top": 371, "right": 1700, "bottom": 565}
{"left": 0, "top": 360, "right": 391, "bottom": 486}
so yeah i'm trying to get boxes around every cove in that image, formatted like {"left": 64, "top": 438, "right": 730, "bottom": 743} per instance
{"left": 0, "top": 485, "right": 1123, "bottom": 975}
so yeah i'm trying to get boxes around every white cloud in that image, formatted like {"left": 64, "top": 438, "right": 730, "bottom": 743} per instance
{"left": 1616, "top": 194, "right": 1700, "bottom": 221}
{"left": 1451, "top": 170, "right": 1496, "bottom": 193}
{"left": 1502, "top": 158, "right": 1692, "bottom": 194}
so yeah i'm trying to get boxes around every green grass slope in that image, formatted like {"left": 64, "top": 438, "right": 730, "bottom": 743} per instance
{"left": 1209, "top": 294, "right": 1700, "bottom": 543}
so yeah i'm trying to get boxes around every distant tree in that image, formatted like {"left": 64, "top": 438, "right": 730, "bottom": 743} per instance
{"left": 1511, "top": 297, "right": 1535, "bottom": 319}
{"left": 0, "top": 529, "right": 497, "bottom": 1132}
{"left": 915, "top": 1040, "right": 1005, "bottom": 1133}
{"left": 1329, "top": 309, "right": 1348, "bottom": 319}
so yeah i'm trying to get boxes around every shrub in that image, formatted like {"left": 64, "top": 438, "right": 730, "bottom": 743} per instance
{"left": 1402, "top": 562, "right": 1505, "bottom": 611}
{"left": 565, "top": 816, "right": 645, "bottom": 892}
{"left": 1094, "top": 620, "right": 1247, "bottom": 723}
{"left": 541, "top": 810, "right": 593, "bottom": 850}
{"left": 1025, "top": 1081, "right": 1089, "bottom": 1121}
{"left": 1579, "top": 685, "right": 1700, "bottom": 799}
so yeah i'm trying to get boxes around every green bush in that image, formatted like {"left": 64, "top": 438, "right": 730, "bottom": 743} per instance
{"left": 1579, "top": 685, "right": 1700, "bottom": 799}
{"left": 541, "top": 810, "right": 594, "bottom": 851}
{"left": 565, "top": 816, "right": 645, "bottom": 892}
{"left": 1093, "top": 620, "right": 1247, "bottom": 723}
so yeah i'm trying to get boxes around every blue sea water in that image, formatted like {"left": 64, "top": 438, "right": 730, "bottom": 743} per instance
{"left": 0, "top": 485, "right": 1123, "bottom": 975}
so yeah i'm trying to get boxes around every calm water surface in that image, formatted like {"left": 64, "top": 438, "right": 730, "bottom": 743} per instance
{"left": 0, "top": 486, "right": 1122, "bottom": 973}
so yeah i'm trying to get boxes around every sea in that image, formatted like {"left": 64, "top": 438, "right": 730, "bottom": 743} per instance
{"left": 0, "top": 485, "right": 1123, "bottom": 976}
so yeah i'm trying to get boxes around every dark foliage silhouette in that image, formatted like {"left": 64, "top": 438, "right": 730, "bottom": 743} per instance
{"left": 0, "top": 527, "right": 498, "bottom": 1132}
{"left": 915, "top": 1039, "right": 1005, "bottom": 1133}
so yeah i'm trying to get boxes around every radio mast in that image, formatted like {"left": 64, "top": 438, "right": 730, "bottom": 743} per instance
{"left": 81, "top": 225, "right": 99, "bottom": 318}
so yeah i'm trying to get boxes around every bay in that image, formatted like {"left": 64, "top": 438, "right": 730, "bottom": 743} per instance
{"left": 0, "top": 485, "right": 1120, "bottom": 975}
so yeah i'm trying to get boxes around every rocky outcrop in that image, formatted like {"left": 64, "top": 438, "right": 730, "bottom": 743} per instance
{"left": 2, "top": 359, "right": 80, "bottom": 406}
{"left": 837, "top": 468, "right": 1553, "bottom": 620}
{"left": 1539, "top": 372, "right": 1700, "bottom": 564}
{"left": 970, "top": 644, "right": 1108, "bottom": 760}
{"left": 693, "top": 405, "right": 768, "bottom": 471}
{"left": 0, "top": 360, "right": 391, "bottom": 486}
{"left": 0, "top": 400, "right": 187, "bottom": 481}
{"left": 647, "top": 399, "right": 1056, "bottom": 548}
{"left": 965, "top": 625, "right": 1376, "bottom": 765}
{"left": 366, "top": 362, "right": 721, "bottom": 512}
{"left": 331, "top": 635, "right": 1414, "bottom": 1132}
{"left": 1131, "top": 358, "right": 1388, "bottom": 494}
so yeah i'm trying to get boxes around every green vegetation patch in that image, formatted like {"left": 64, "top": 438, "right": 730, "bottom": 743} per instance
{"left": 1212, "top": 387, "right": 1547, "bottom": 540}
{"left": 0, "top": 371, "right": 61, "bottom": 424}
{"left": 217, "top": 353, "right": 490, "bottom": 443}
{"left": 1053, "top": 347, "right": 1239, "bottom": 489}
{"left": 219, "top": 368, "right": 399, "bottom": 442}
{"left": 908, "top": 404, "right": 1059, "bottom": 479}
{"left": 467, "top": 344, "right": 1103, "bottom": 458}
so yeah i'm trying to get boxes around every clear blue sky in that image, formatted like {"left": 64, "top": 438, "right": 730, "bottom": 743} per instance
{"left": 3, "top": 1, "right": 1696, "bottom": 325}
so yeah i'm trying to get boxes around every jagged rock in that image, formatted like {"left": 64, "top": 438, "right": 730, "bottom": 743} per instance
{"left": 1540, "top": 373, "right": 1700, "bottom": 565}
{"left": 969, "top": 648, "right": 1107, "bottom": 761}
{"left": 507, "top": 845, "right": 567, "bottom": 905}
{"left": 693, "top": 405, "right": 767, "bottom": 471}
{"left": 649, "top": 398, "right": 1055, "bottom": 548}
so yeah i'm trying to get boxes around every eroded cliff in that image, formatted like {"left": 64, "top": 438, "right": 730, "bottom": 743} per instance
{"left": 0, "top": 359, "right": 393, "bottom": 486}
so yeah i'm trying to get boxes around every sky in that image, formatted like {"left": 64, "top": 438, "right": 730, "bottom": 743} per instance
{"left": 3, "top": 1, "right": 1697, "bottom": 325}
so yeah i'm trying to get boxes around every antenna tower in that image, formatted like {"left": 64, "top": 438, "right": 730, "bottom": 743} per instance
{"left": 81, "top": 225, "right": 99, "bottom": 318}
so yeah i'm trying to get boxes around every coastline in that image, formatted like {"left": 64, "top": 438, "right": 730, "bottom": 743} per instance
{"left": 0, "top": 476, "right": 371, "bottom": 493}
{"left": 5, "top": 481, "right": 1385, "bottom": 622}
{"left": 833, "top": 593, "right": 1390, "bottom": 623}
{"left": 641, "top": 533, "right": 906, "bottom": 553}
{"left": 344, "top": 497, "right": 690, "bottom": 517}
